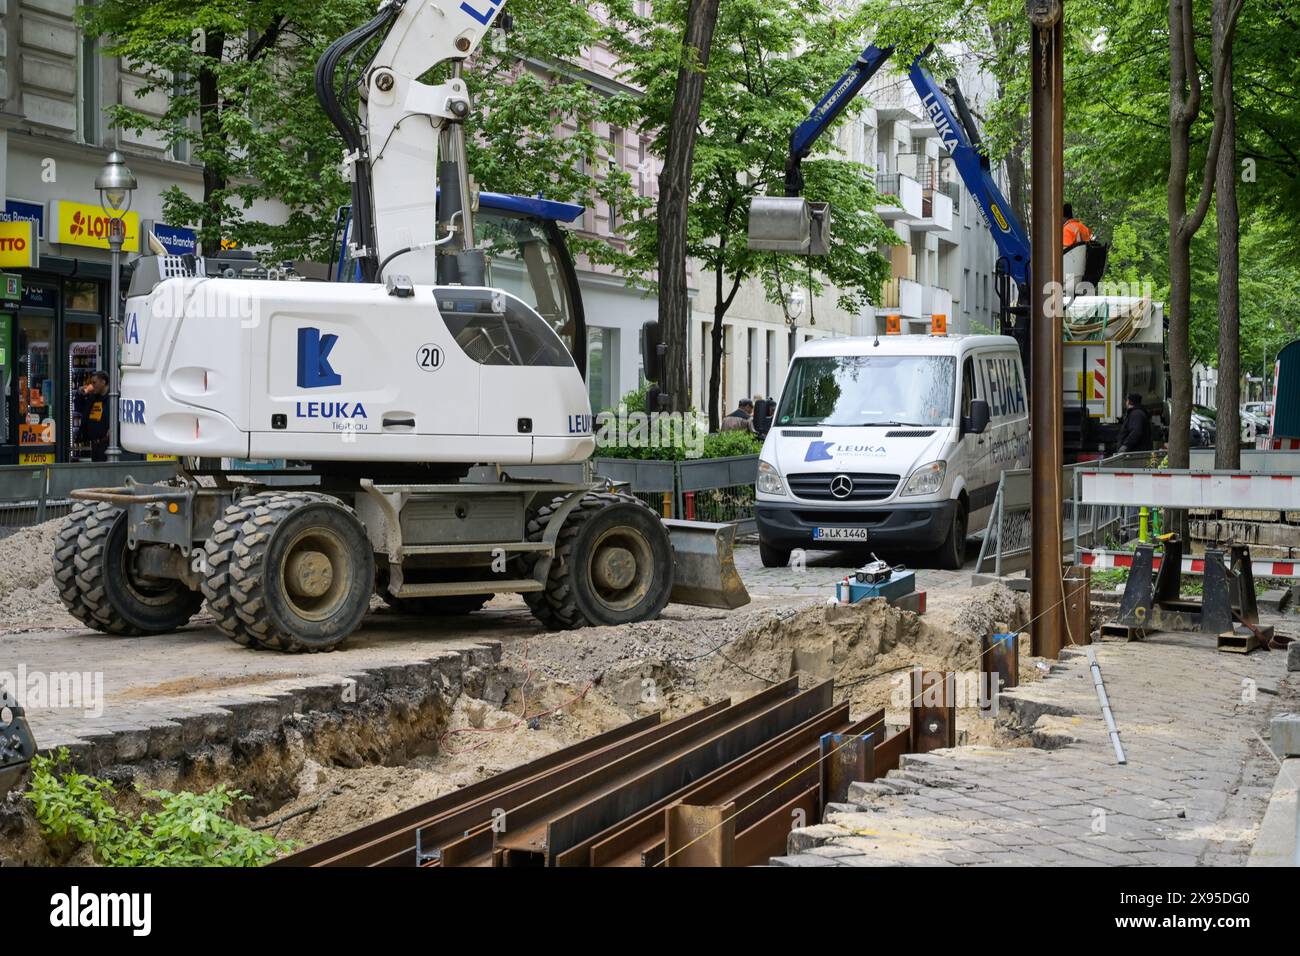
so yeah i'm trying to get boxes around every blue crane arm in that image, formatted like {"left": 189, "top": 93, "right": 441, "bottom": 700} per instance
{"left": 784, "top": 43, "right": 895, "bottom": 196}
{"left": 904, "top": 60, "right": 1030, "bottom": 288}
{"left": 783, "top": 41, "right": 1030, "bottom": 289}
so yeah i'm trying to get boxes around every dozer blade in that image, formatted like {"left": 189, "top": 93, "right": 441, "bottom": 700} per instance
{"left": 663, "top": 519, "right": 751, "bottom": 610}
{"left": 0, "top": 688, "right": 36, "bottom": 800}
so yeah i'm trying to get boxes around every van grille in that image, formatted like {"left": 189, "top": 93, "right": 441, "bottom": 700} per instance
{"left": 794, "top": 510, "right": 891, "bottom": 525}
{"left": 781, "top": 429, "right": 823, "bottom": 437}
{"left": 786, "top": 472, "right": 899, "bottom": 502}
{"left": 885, "top": 429, "right": 934, "bottom": 438}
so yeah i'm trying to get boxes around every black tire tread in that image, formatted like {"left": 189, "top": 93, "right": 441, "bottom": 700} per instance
{"left": 52, "top": 502, "right": 99, "bottom": 628}
{"left": 524, "top": 491, "right": 666, "bottom": 631}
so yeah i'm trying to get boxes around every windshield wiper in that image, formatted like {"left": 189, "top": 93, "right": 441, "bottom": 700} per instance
{"left": 859, "top": 420, "right": 927, "bottom": 427}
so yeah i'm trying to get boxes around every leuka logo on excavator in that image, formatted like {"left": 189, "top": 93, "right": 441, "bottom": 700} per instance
{"left": 294, "top": 326, "right": 368, "bottom": 421}
{"left": 297, "top": 327, "right": 342, "bottom": 388}
{"left": 459, "top": 0, "right": 502, "bottom": 26}
{"left": 919, "top": 93, "right": 959, "bottom": 154}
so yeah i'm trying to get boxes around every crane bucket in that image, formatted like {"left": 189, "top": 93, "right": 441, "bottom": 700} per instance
{"left": 747, "top": 197, "right": 830, "bottom": 255}
{"left": 663, "top": 519, "right": 751, "bottom": 609}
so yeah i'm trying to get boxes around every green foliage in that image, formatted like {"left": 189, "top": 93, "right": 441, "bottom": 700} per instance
{"left": 82, "top": 0, "right": 643, "bottom": 267}
{"left": 26, "top": 748, "right": 290, "bottom": 867}
{"left": 609, "top": 0, "right": 896, "bottom": 320}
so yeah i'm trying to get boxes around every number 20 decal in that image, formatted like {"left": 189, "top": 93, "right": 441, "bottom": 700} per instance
{"left": 416, "top": 343, "right": 444, "bottom": 372}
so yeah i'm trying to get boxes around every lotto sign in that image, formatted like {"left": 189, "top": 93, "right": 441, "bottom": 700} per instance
{"left": 50, "top": 200, "right": 140, "bottom": 252}
{"left": 0, "top": 220, "right": 37, "bottom": 268}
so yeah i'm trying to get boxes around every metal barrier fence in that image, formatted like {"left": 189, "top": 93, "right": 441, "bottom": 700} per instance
{"left": 974, "top": 452, "right": 1155, "bottom": 577}
{"left": 0, "top": 460, "right": 180, "bottom": 531}
{"left": 591, "top": 456, "right": 759, "bottom": 531}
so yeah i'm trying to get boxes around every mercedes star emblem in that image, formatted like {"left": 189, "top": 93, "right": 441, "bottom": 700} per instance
{"left": 829, "top": 474, "right": 854, "bottom": 499}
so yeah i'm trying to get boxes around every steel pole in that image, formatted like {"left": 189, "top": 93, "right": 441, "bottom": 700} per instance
{"left": 1029, "top": 8, "right": 1065, "bottom": 657}
{"left": 106, "top": 218, "right": 123, "bottom": 462}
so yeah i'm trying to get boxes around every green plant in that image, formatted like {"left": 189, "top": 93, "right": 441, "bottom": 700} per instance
{"left": 26, "top": 748, "right": 291, "bottom": 867}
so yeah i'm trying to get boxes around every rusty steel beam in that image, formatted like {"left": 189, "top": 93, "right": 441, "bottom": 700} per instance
{"left": 1028, "top": 0, "right": 1066, "bottom": 658}
{"left": 820, "top": 731, "right": 875, "bottom": 805}
{"left": 664, "top": 803, "right": 736, "bottom": 867}
{"left": 570, "top": 701, "right": 855, "bottom": 867}
{"left": 596, "top": 709, "right": 882, "bottom": 867}
{"left": 273, "top": 710, "right": 667, "bottom": 867}
{"left": 874, "top": 727, "right": 909, "bottom": 775}
{"left": 910, "top": 669, "right": 956, "bottom": 753}
{"left": 982, "top": 630, "right": 1020, "bottom": 709}
{"left": 734, "top": 783, "right": 820, "bottom": 868}
{"left": 530, "top": 681, "right": 834, "bottom": 865}
{"left": 437, "top": 677, "right": 803, "bottom": 866}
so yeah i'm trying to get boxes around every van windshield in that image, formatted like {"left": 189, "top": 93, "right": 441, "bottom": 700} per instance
{"left": 776, "top": 354, "right": 957, "bottom": 427}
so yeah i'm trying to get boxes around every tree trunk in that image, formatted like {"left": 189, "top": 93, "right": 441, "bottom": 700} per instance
{"left": 198, "top": 29, "right": 227, "bottom": 251}
{"left": 655, "top": 0, "right": 720, "bottom": 414}
{"left": 1167, "top": 0, "right": 1242, "bottom": 536}
{"left": 1213, "top": 0, "right": 1241, "bottom": 470}
{"left": 708, "top": 301, "right": 725, "bottom": 431}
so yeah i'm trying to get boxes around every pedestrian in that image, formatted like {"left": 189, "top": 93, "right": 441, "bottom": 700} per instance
{"left": 1116, "top": 392, "right": 1152, "bottom": 454}
{"left": 720, "top": 398, "right": 755, "bottom": 432}
{"left": 75, "top": 371, "right": 111, "bottom": 462}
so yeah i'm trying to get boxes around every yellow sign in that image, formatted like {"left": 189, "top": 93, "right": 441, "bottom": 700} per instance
{"left": 0, "top": 220, "right": 38, "bottom": 268}
{"left": 989, "top": 203, "right": 1010, "bottom": 233}
{"left": 50, "top": 200, "right": 140, "bottom": 252}
{"left": 19, "top": 453, "right": 54, "bottom": 465}
{"left": 146, "top": 454, "right": 177, "bottom": 461}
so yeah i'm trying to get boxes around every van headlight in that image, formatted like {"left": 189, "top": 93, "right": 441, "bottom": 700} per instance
{"left": 901, "top": 461, "right": 946, "bottom": 496}
{"left": 757, "top": 460, "right": 786, "bottom": 495}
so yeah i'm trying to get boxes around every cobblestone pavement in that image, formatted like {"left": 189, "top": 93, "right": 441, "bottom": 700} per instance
{"left": 773, "top": 630, "right": 1298, "bottom": 867}
{"left": 732, "top": 540, "right": 974, "bottom": 598}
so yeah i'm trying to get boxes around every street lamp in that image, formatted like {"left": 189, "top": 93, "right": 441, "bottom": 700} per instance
{"left": 96, "top": 150, "right": 137, "bottom": 462}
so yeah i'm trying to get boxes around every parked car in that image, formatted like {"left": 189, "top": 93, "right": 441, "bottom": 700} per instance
{"left": 1190, "top": 408, "right": 1216, "bottom": 448}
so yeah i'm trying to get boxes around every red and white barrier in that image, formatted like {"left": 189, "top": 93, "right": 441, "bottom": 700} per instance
{"left": 1080, "top": 548, "right": 1300, "bottom": 579}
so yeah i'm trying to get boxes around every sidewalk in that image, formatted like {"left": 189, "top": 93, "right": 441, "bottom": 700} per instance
{"left": 774, "top": 630, "right": 1297, "bottom": 866}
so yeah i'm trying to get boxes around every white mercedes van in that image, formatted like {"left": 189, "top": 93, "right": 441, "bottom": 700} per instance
{"left": 755, "top": 334, "right": 1029, "bottom": 569}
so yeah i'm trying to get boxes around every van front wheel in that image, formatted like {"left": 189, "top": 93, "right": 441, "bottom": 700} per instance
{"left": 759, "top": 541, "right": 792, "bottom": 568}
{"left": 933, "top": 503, "right": 967, "bottom": 570}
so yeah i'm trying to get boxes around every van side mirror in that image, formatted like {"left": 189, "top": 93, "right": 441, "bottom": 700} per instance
{"left": 966, "top": 399, "right": 990, "bottom": 435}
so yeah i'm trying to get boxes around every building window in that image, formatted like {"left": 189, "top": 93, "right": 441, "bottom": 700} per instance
{"left": 746, "top": 328, "right": 756, "bottom": 397}
{"left": 587, "top": 326, "right": 616, "bottom": 412}
{"left": 79, "top": 29, "right": 101, "bottom": 146}
{"left": 963, "top": 269, "right": 971, "bottom": 313}
{"left": 759, "top": 330, "right": 769, "bottom": 398}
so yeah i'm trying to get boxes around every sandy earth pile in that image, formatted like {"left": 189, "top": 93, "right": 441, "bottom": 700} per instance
{"left": 0, "top": 519, "right": 83, "bottom": 632}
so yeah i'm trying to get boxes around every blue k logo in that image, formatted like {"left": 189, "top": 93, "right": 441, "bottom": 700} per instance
{"left": 297, "top": 327, "right": 342, "bottom": 388}
{"left": 805, "top": 441, "right": 835, "bottom": 462}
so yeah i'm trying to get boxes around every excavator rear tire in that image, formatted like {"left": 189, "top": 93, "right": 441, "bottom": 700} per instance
{"left": 205, "top": 492, "right": 374, "bottom": 653}
{"left": 60, "top": 501, "right": 203, "bottom": 635}
{"left": 524, "top": 492, "right": 674, "bottom": 630}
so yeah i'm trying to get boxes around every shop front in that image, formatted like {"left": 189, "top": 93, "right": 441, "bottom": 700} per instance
{"left": 0, "top": 198, "right": 140, "bottom": 465}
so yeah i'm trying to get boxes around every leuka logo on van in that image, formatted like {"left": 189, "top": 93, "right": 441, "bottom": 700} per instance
{"left": 804, "top": 440, "right": 885, "bottom": 462}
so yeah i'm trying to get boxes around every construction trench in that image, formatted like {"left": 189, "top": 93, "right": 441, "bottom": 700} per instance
{"left": 0, "top": 515, "right": 1068, "bottom": 866}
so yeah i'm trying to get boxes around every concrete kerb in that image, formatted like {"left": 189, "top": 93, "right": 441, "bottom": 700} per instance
{"left": 1247, "top": 757, "right": 1299, "bottom": 867}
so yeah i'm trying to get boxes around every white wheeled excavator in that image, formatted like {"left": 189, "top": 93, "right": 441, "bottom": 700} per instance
{"left": 53, "top": 0, "right": 748, "bottom": 653}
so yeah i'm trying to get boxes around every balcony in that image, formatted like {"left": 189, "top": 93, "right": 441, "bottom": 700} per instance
{"left": 912, "top": 190, "right": 953, "bottom": 232}
{"left": 873, "top": 173, "right": 923, "bottom": 221}
{"left": 922, "top": 285, "right": 953, "bottom": 320}
{"left": 881, "top": 276, "right": 923, "bottom": 319}
{"left": 870, "top": 83, "right": 922, "bottom": 123}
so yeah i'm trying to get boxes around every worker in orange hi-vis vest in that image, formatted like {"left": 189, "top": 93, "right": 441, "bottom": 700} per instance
{"left": 1062, "top": 202, "right": 1092, "bottom": 248}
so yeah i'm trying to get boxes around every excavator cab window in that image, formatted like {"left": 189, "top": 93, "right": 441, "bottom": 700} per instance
{"left": 436, "top": 288, "right": 575, "bottom": 368}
